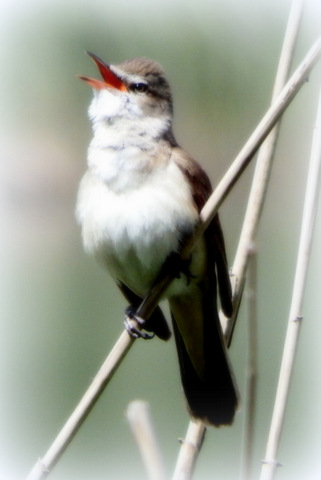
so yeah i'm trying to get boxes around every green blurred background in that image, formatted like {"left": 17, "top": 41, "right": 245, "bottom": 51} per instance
{"left": 1, "top": 0, "right": 321, "bottom": 479}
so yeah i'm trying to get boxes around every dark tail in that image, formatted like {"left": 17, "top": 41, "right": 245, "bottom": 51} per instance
{"left": 171, "top": 309, "right": 238, "bottom": 427}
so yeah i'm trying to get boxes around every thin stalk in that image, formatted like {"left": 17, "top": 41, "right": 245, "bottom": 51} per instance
{"left": 126, "top": 401, "right": 167, "bottom": 480}
{"left": 223, "top": 0, "right": 305, "bottom": 343}
{"left": 25, "top": 38, "right": 321, "bottom": 480}
{"left": 25, "top": 332, "right": 134, "bottom": 480}
{"left": 260, "top": 87, "right": 321, "bottom": 480}
{"left": 172, "top": 420, "right": 206, "bottom": 480}
{"left": 240, "top": 247, "right": 258, "bottom": 480}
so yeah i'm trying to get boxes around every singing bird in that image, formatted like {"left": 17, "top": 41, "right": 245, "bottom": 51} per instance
{"left": 76, "top": 53, "right": 238, "bottom": 426}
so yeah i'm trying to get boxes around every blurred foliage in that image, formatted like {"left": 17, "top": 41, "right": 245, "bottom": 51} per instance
{"left": 1, "top": 0, "right": 321, "bottom": 479}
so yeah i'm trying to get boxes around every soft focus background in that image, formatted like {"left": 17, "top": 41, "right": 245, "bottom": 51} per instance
{"left": 1, "top": 0, "right": 321, "bottom": 479}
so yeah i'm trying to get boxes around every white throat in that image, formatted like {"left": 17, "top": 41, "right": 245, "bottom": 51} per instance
{"left": 89, "top": 87, "right": 171, "bottom": 144}
{"left": 86, "top": 88, "right": 173, "bottom": 192}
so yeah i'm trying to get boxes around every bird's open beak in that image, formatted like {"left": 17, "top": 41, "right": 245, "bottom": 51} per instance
{"left": 78, "top": 52, "right": 127, "bottom": 91}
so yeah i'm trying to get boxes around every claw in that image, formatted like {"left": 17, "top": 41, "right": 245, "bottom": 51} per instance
{"left": 124, "top": 306, "right": 155, "bottom": 340}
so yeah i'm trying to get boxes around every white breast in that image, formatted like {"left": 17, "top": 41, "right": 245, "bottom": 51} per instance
{"left": 76, "top": 154, "right": 199, "bottom": 295}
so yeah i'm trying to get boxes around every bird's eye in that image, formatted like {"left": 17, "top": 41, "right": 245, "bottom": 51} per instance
{"left": 130, "top": 83, "right": 148, "bottom": 93}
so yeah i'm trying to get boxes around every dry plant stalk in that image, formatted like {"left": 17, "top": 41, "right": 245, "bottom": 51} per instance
{"left": 25, "top": 36, "right": 321, "bottom": 480}
{"left": 260, "top": 87, "right": 321, "bottom": 480}
{"left": 240, "top": 248, "right": 258, "bottom": 480}
{"left": 126, "top": 401, "right": 167, "bottom": 480}
{"left": 223, "top": 0, "right": 305, "bottom": 343}
{"left": 172, "top": 420, "right": 206, "bottom": 480}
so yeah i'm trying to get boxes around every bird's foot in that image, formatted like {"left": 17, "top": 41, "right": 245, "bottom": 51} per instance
{"left": 124, "top": 306, "right": 155, "bottom": 340}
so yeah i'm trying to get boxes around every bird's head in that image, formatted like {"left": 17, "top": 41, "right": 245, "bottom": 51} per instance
{"left": 79, "top": 52, "right": 173, "bottom": 129}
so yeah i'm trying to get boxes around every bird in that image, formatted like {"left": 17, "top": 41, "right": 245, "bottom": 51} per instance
{"left": 76, "top": 52, "right": 238, "bottom": 426}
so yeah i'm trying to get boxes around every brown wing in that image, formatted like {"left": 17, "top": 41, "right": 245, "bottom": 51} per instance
{"left": 172, "top": 147, "right": 232, "bottom": 317}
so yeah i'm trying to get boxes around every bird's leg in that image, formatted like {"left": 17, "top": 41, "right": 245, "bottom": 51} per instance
{"left": 164, "top": 251, "right": 196, "bottom": 285}
{"left": 124, "top": 306, "right": 155, "bottom": 340}
{"left": 124, "top": 251, "right": 195, "bottom": 340}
